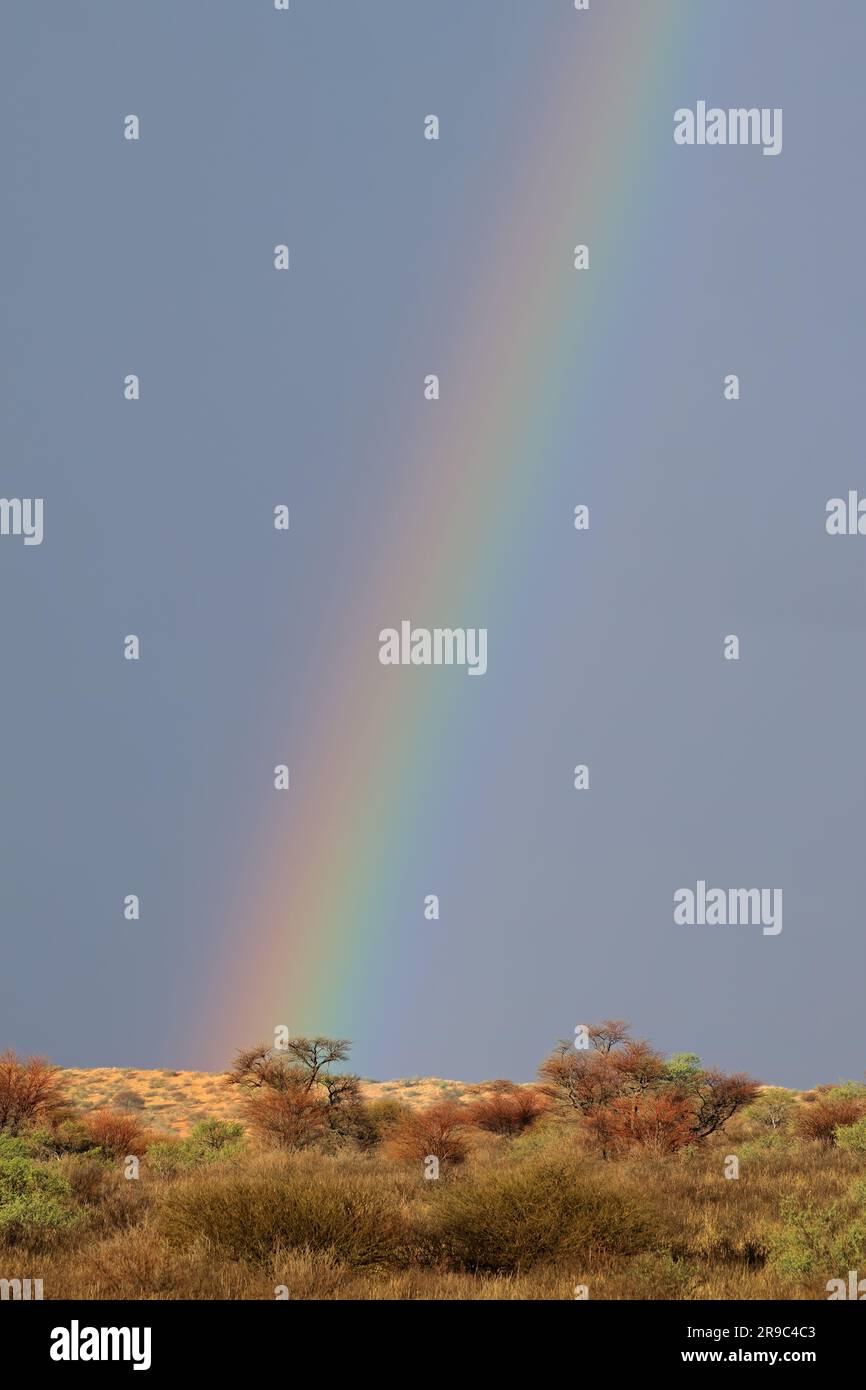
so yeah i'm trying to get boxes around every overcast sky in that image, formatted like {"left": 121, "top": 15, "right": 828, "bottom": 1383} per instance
{"left": 1, "top": 2, "right": 864, "bottom": 1087}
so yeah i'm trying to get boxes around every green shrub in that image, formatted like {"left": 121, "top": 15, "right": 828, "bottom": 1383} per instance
{"left": 15, "top": 1120, "right": 96, "bottom": 1158}
{"left": 0, "top": 1155, "right": 82, "bottom": 1241}
{"left": 158, "top": 1166, "right": 407, "bottom": 1267}
{"left": 190, "top": 1120, "right": 245, "bottom": 1151}
{"left": 835, "top": 1117, "right": 866, "bottom": 1153}
{"left": 769, "top": 1195, "right": 866, "bottom": 1279}
{"left": 146, "top": 1142, "right": 195, "bottom": 1176}
{"left": 113, "top": 1089, "right": 146, "bottom": 1111}
{"left": 745, "top": 1088, "right": 797, "bottom": 1134}
{"left": 736, "top": 1132, "right": 793, "bottom": 1163}
{"left": 425, "top": 1158, "right": 658, "bottom": 1273}
{"left": 147, "top": 1119, "right": 246, "bottom": 1175}
{"left": 354, "top": 1099, "right": 411, "bottom": 1145}
{"left": 0, "top": 1135, "right": 31, "bottom": 1161}
{"left": 663, "top": 1053, "right": 702, "bottom": 1083}
{"left": 827, "top": 1081, "right": 866, "bottom": 1101}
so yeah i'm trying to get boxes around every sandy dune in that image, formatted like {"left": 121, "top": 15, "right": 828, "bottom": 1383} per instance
{"left": 58, "top": 1068, "right": 483, "bottom": 1135}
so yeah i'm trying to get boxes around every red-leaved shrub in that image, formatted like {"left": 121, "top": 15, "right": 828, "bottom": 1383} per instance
{"left": 465, "top": 1084, "right": 550, "bottom": 1137}
{"left": 242, "top": 1087, "right": 328, "bottom": 1151}
{"left": 386, "top": 1101, "right": 468, "bottom": 1169}
{"left": 795, "top": 1097, "right": 866, "bottom": 1146}
{"left": 0, "top": 1051, "right": 68, "bottom": 1134}
{"left": 584, "top": 1093, "right": 696, "bottom": 1157}
{"left": 82, "top": 1108, "right": 150, "bottom": 1157}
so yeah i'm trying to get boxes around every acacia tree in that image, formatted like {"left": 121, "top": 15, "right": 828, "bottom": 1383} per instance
{"left": 227, "top": 1037, "right": 353, "bottom": 1093}
{"left": 688, "top": 1070, "right": 760, "bottom": 1138}
{"left": 611, "top": 1040, "right": 668, "bottom": 1093}
{"left": 538, "top": 1046, "right": 623, "bottom": 1114}
{"left": 586, "top": 1020, "right": 631, "bottom": 1054}
{"left": 226, "top": 1037, "right": 365, "bottom": 1148}
{"left": 538, "top": 1023, "right": 758, "bottom": 1154}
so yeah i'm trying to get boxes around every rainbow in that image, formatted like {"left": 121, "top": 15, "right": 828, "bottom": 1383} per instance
{"left": 202, "top": 1, "right": 693, "bottom": 1066}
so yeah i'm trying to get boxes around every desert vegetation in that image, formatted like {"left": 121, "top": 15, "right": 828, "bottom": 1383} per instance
{"left": 1, "top": 1025, "right": 865, "bottom": 1300}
